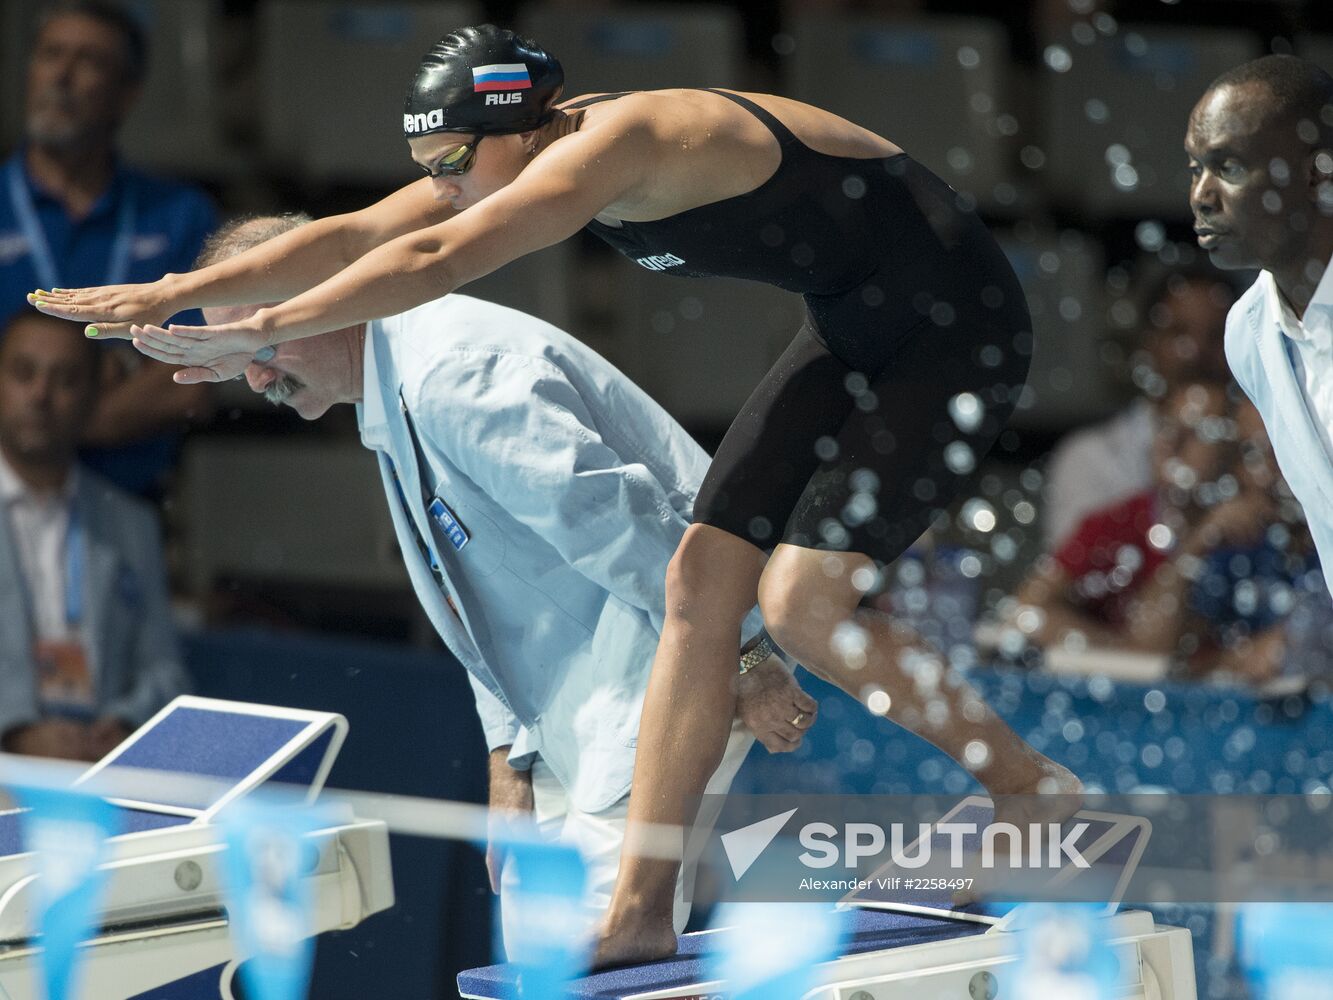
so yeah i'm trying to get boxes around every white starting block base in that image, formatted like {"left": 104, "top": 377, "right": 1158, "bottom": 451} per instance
{"left": 805, "top": 909, "right": 1192, "bottom": 1000}
{"left": 0, "top": 697, "right": 395, "bottom": 999}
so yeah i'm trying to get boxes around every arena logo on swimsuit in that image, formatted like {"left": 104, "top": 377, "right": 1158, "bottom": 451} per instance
{"left": 635, "top": 253, "right": 687, "bottom": 271}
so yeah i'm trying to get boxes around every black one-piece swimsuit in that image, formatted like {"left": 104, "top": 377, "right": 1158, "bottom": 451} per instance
{"left": 572, "top": 89, "right": 1033, "bottom": 564}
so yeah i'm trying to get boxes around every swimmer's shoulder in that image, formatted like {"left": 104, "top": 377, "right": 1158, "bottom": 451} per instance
{"left": 550, "top": 91, "right": 703, "bottom": 158}
{"left": 560, "top": 89, "right": 899, "bottom": 158}
{"left": 558, "top": 88, "right": 725, "bottom": 127}
{"left": 559, "top": 89, "right": 696, "bottom": 111}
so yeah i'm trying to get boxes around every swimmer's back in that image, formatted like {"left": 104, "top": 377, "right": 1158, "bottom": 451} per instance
{"left": 568, "top": 88, "right": 974, "bottom": 299}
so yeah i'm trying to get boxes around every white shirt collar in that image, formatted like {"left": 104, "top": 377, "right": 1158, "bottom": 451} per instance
{"left": 356, "top": 319, "right": 390, "bottom": 450}
{"left": 0, "top": 448, "right": 77, "bottom": 505}
{"left": 1265, "top": 255, "right": 1333, "bottom": 350}
{"left": 0, "top": 449, "right": 23, "bottom": 504}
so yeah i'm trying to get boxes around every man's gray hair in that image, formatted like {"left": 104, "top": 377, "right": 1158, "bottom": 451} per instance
{"left": 193, "top": 213, "right": 317, "bottom": 408}
{"left": 194, "top": 212, "right": 314, "bottom": 270}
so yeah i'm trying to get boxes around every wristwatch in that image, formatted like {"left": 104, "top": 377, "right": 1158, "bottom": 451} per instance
{"left": 738, "top": 633, "right": 774, "bottom": 674}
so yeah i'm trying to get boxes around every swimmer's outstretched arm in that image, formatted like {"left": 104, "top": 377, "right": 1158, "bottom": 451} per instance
{"left": 128, "top": 124, "right": 648, "bottom": 382}
{"left": 30, "top": 178, "right": 455, "bottom": 335}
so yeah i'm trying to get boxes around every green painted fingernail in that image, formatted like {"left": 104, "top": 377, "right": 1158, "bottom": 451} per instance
{"left": 85, "top": 325, "right": 99, "bottom": 338}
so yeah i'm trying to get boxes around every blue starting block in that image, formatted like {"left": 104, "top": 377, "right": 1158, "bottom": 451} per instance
{"left": 459, "top": 906, "right": 1196, "bottom": 999}
{"left": 0, "top": 696, "right": 393, "bottom": 999}
{"left": 460, "top": 794, "right": 1195, "bottom": 999}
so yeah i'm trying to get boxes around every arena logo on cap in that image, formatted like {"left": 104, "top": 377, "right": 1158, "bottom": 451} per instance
{"left": 404, "top": 109, "right": 446, "bottom": 134}
{"left": 472, "top": 63, "right": 533, "bottom": 92}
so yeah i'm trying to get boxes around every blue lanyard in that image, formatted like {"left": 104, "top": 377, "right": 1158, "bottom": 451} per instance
{"left": 387, "top": 454, "right": 445, "bottom": 586}
{"left": 7, "top": 158, "right": 137, "bottom": 291}
{"left": 64, "top": 505, "right": 84, "bottom": 628}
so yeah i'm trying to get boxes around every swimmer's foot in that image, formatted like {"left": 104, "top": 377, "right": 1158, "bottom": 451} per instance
{"left": 983, "top": 749, "right": 1084, "bottom": 828}
{"left": 591, "top": 907, "right": 678, "bottom": 970}
{"left": 951, "top": 752, "right": 1084, "bottom": 909}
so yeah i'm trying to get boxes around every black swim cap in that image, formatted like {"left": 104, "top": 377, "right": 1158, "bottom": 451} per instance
{"left": 404, "top": 25, "right": 563, "bottom": 138}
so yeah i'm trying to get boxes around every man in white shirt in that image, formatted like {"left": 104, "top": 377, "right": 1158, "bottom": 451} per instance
{"left": 1187, "top": 54, "right": 1333, "bottom": 590}
{"left": 0, "top": 310, "right": 187, "bottom": 760}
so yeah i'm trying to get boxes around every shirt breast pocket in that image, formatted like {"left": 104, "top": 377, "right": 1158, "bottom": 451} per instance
{"left": 428, "top": 494, "right": 505, "bottom": 577}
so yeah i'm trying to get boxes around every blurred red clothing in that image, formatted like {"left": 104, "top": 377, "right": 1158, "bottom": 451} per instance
{"left": 1053, "top": 491, "right": 1169, "bottom": 626}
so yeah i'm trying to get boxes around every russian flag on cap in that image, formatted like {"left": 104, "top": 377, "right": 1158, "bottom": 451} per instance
{"left": 472, "top": 63, "right": 533, "bottom": 92}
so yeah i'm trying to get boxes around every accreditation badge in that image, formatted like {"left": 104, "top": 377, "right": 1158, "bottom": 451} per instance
{"left": 428, "top": 496, "right": 470, "bottom": 551}
{"left": 34, "top": 638, "right": 96, "bottom": 720}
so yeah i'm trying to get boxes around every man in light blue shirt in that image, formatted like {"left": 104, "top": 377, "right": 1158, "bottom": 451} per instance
{"left": 1187, "top": 55, "right": 1333, "bottom": 591}
{"left": 195, "top": 215, "right": 814, "bottom": 950}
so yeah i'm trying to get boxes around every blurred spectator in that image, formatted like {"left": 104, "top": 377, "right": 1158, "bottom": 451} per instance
{"left": 0, "top": 1, "right": 217, "bottom": 499}
{"left": 1185, "top": 399, "right": 1326, "bottom": 684}
{"left": 1011, "top": 384, "right": 1326, "bottom": 684}
{"left": 1013, "top": 384, "right": 1233, "bottom": 653}
{"left": 1043, "top": 266, "right": 1236, "bottom": 551}
{"left": 0, "top": 311, "right": 187, "bottom": 762}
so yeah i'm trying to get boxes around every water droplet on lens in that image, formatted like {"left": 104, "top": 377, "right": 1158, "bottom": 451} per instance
{"left": 1044, "top": 45, "right": 1073, "bottom": 73}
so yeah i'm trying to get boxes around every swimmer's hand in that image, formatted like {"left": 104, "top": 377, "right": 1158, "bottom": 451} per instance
{"left": 735, "top": 656, "right": 818, "bottom": 753}
{"left": 130, "top": 320, "right": 269, "bottom": 383}
{"left": 28, "top": 279, "right": 181, "bottom": 340}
